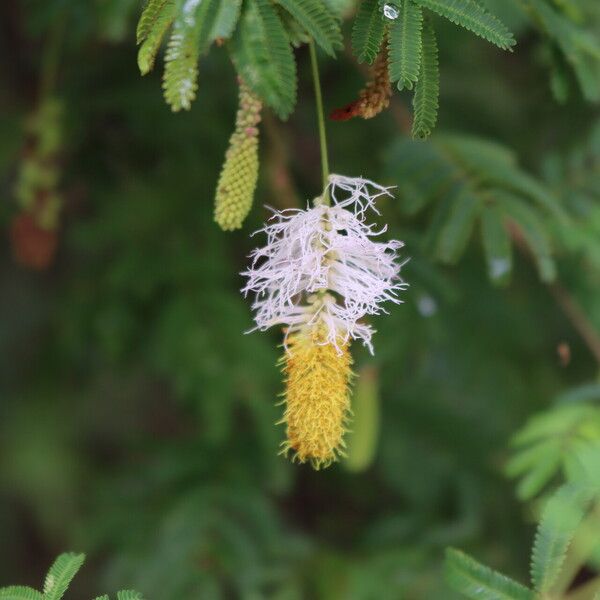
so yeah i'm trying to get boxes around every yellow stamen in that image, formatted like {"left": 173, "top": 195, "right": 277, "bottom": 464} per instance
{"left": 279, "top": 329, "right": 353, "bottom": 470}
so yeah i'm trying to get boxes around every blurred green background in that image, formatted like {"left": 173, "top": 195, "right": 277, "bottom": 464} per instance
{"left": 1, "top": 0, "right": 599, "bottom": 598}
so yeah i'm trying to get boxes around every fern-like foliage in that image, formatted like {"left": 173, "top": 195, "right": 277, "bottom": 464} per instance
{"left": 545, "top": 119, "right": 600, "bottom": 269}
{"left": 230, "top": 0, "right": 297, "bottom": 119}
{"left": 116, "top": 592, "right": 145, "bottom": 600}
{"left": 412, "top": 0, "right": 515, "bottom": 50}
{"left": 0, "top": 588, "right": 43, "bottom": 600}
{"left": 352, "top": 0, "right": 385, "bottom": 63}
{"left": 411, "top": 18, "right": 438, "bottom": 138}
{"left": 445, "top": 548, "right": 533, "bottom": 600}
{"left": 530, "top": 484, "right": 593, "bottom": 594}
{"left": 523, "top": 0, "right": 600, "bottom": 102}
{"left": 137, "top": 0, "right": 171, "bottom": 43}
{"left": 93, "top": 594, "right": 143, "bottom": 600}
{"left": 349, "top": 0, "right": 513, "bottom": 135}
{"left": 449, "top": 388, "right": 600, "bottom": 599}
{"left": 447, "top": 477, "right": 600, "bottom": 598}
{"left": 136, "top": 0, "right": 341, "bottom": 115}
{"left": 0, "top": 553, "right": 145, "bottom": 600}
{"left": 388, "top": 0, "right": 423, "bottom": 91}
{"left": 43, "top": 553, "right": 85, "bottom": 600}
{"left": 276, "top": 0, "right": 342, "bottom": 57}
{"left": 211, "top": 0, "right": 243, "bottom": 39}
{"left": 136, "top": 0, "right": 176, "bottom": 75}
{"left": 384, "top": 134, "right": 562, "bottom": 283}
{"left": 162, "top": 0, "right": 219, "bottom": 112}
{"left": 506, "top": 384, "right": 600, "bottom": 500}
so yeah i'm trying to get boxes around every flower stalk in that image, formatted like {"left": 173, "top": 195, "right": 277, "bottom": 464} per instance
{"left": 309, "top": 40, "right": 330, "bottom": 204}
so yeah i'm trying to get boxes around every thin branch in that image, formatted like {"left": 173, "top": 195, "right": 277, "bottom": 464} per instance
{"left": 550, "top": 283, "right": 600, "bottom": 367}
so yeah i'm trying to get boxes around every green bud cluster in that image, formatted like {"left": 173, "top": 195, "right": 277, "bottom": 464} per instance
{"left": 214, "top": 81, "right": 262, "bottom": 231}
{"left": 15, "top": 98, "right": 63, "bottom": 230}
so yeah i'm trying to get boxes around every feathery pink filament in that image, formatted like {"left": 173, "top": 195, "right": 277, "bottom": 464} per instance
{"left": 242, "top": 175, "right": 408, "bottom": 353}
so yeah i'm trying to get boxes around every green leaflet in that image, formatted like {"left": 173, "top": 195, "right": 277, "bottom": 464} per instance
{"left": 162, "top": 0, "right": 219, "bottom": 112}
{"left": 210, "top": 0, "right": 242, "bottom": 40}
{"left": 481, "top": 202, "right": 512, "bottom": 286}
{"left": 445, "top": 548, "right": 533, "bottom": 600}
{"left": 514, "top": 451, "right": 562, "bottom": 500}
{"left": 136, "top": 0, "right": 173, "bottom": 44}
{"left": 531, "top": 484, "right": 592, "bottom": 593}
{"left": 412, "top": 0, "right": 515, "bottom": 50}
{"left": 352, "top": 0, "right": 386, "bottom": 64}
{"left": 230, "top": 0, "right": 297, "bottom": 119}
{"left": 497, "top": 191, "right": 557, "bottom": 283}
{"left": 411, "top": 18, "right": 438, "bottom": 138}
{"left": 116, "top": 591, "right": 146, "bottom": 600}
{"left": 384, "top": 138, "right": 459, "bottom": 214}
{"left": 137, "top": 0, "right": 176, "bottom": 75}
{"left": 276, "top": 0, "right": 342, "bottom": 57}
{"left": 436, "top": 186, "right": 480, "bottom": 264}
{"left": 437, "top": 135, "right": 516, "bottom": 169}
{"left": 323, "top": 0, "right": 354, "bottom": 16}
{"left": 388, "top": 0, "right": 423, "bottom": 91}
{"left": 0, "top": 588, "right": 43, "bottom": 600}
{"left": 43, "top": 553, "right": 85, "bottom": 600}
{"left": 505, "top": 439, "right": 562, "bottom": 479}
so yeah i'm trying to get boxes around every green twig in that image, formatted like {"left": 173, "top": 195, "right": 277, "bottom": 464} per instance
{"left": 39, "top": 12, "right": 67, "bottom": 100}
{"left": 308, "top": 39, "right": 330, "bottom": 203}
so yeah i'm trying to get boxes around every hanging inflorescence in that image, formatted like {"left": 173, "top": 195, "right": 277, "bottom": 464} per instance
{"left": 243, "top": 175, "right": 408, "bottom": 467}
{"left": 330, "top": 46, "right": 392, "bottom": 121}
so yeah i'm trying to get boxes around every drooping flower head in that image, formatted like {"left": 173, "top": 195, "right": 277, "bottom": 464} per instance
{"left": 242, "top": 174, "right": 407, "bottom": 468}
{"left": 242, "top": 174, "right": 407, "bottom": 353}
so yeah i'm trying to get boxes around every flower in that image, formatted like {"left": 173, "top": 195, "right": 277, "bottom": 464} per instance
{"left": 280, "top": 326, "right": 353, "bottom": 469}
{"left": 242, "top": 174, "right": 407, "bottom": 353}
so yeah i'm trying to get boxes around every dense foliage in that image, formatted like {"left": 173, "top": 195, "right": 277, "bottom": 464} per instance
{"left": 1, "top": 0, "right": 599, "bottom": 598}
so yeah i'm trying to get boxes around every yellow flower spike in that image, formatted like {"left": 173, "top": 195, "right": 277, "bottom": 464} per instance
{"left": 214, "top": 80, "right": 262, "bottom": 231}
{"left": 280, "top": 328, "right": 354, "bottom": 470}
